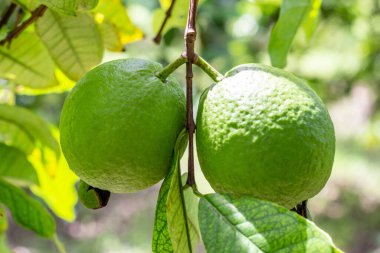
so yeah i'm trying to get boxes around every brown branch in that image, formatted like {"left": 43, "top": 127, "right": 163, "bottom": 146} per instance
{"left": 153, "top": 0, "right": 177, "bottom": 44}
{"left": 185, "top": 0, "right": 198, "bottom": 187}
{"left": 0, "top": 5, "right": 47, "bottom": 47}
{"left": 0, "top": 3, "right": 17, "bottom": 29}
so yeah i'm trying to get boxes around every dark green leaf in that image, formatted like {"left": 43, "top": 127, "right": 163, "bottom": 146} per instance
{"left": 0, "top": 32, "right": 57, "bottom": 88}
{"left": 0, "top": 104, "right": 60, "bottom": 156}
{"left": 269, "top": 0, "right": 320, "bottom": 68}
{"left": 152, "top": 129, "right": 199, "bottom": 253}
{"left": 0, "top": 143, "right": 38, "bottom": 186}
{"left": 0, "top": 119, "right": 35, "bottom": 154}
{"left": 0, "top": 178, "right": 56, "bottom": 237}
{"left": 36, "top": 10, "right": 103, "bottom": 81}
{"left": 199, "top": 193, "right": 343, "bottom": 253}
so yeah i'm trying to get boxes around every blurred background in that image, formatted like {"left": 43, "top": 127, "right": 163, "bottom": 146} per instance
{"left": 3, "top": 0, "right": 380, "bottom": 252}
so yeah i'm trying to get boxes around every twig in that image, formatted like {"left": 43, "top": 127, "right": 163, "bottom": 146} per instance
{"left": 0, "top": 3, "right": 17, "bottom": 29}
{"left": 153, "top": 0, "right": 177, "bottom": 44}
{"left": 0, "top": 5, "right": 47, "bottom": 47}
{"left": 184, "top": 0, "right": 198, "bottom": 187}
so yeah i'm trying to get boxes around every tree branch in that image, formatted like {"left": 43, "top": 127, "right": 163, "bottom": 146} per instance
{"left": 0, "top": 5, "right": 47, "bottom": 47}
{"left": 153, "top": 0, "right": 177, "bottom": 44}
{"left": 185, "top": 0, "right": 198, "bottom": 187}
{"left": 0, "top": 3, "right": 17, "bottom": 29}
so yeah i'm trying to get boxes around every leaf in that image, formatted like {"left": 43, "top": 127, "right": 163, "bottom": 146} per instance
{"left": 0, "top": 143, "right": 39, "bottom": 186}
{"left": 0, "top": 32, "right": 57, "bottom": 88}
{"left": 16, "top": 68, "right": 76, "bottom": 95}
{"left": 199, "top": 193, "right": 343, "bottom": 253}
{"left": 94, "top": 0, "right": 143, "bottom": 45}
{"left": 0, "top": 206, "right": 8, "bottom": 233}
{"left": 300, "top": 0, "right": 322, "bottom": 42}
{"left": 98, "top": 21, "right": 123, "bottom": 52}
{"left": 0, "top": 178, "right": 56, "bottom": 237}
{"left": 0, "top": 104, "right": 60, "bottom": 156}
{"left": 38, "top": 0, "right": 99, "bottom": 15}
{"left": 152, "top": 129, "right": 200, "bottom": 253}
{"left": 269, "top": 0, "right": 320, "bottom": 68}
{"left": 0, "top": 119, "right": 35, "bottom": 154}
{"left": 35, "top": 9, "right": 103, "bottom": 81}
{"left": 29, "top": 128, "right": 78, "bottom": 222}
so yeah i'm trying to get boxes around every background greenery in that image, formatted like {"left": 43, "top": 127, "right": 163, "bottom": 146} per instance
{"left": 1, "top": 0, "right": 380, "bottom": 252}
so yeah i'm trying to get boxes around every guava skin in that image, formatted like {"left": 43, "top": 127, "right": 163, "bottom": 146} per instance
{"left": 196, "top": 63, "right": 335, "bottom": 208}
{"left": 60, "top": 59, "right": 186, "bottom": 193}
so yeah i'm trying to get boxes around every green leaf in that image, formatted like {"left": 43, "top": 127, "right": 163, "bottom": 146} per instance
{"left": 152, "top": 129, "right": 200, "bottom": 253}
{"left": 0, "top": 206, "right": 8, "bottom": 233}
{"left": 269, "top": 0, "right": 320, "bottom": 68}
{"left": 199, "top": 194, "right": 343, "bottom": 253}
{"left": 0, "top": 143, "right": 39, "bottom": 186}
{"left": 0, "top": 234, "right": 12, "bottom": 253}
{"left": 0, "top": 119, "right": 35, "bottom": 154}
{"left": 0, "top": 178, "right": 56, "bottom": 237}
{"left": 94, "top": 0, "right": 143, "bottom": 44}
{"left": 300, "top": 0, "right": 322, "bottom": 42}
{"left": 38, "top": 0, "right": 99, "bottom": 15}
{"left": 0, "top": 32, "right": 57, "bottom": 88}
{"left": 0, "top": 104, "right": 60, "bottom": 156}
{"left": 36, "top": 9, "right": 103, "bottom": 81}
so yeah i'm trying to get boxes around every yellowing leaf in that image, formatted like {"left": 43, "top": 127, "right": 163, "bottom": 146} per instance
{"left": 29, "top": 131, "right": 78, "bottom": 222}
{"left": 94, "top": 0, "right": 143, "bottom": 45}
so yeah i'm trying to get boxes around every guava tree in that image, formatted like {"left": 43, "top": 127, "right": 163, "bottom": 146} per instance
{"left": 0, "top": 0, "right": 344, "bottom": 252}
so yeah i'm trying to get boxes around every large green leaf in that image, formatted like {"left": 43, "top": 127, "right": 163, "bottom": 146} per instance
{"left": 0, "top": 143, "right": 38, "bottom": 186}
{"left": 36, "top": 9, "right": 103, "bottom": 81}
{"left": 152, "top": 130, "right": 199, "bottom": 253}
{"left": 0, "top": 104, "right": 60, "bottom": 156}
{"left": 0, "top": 178, "right": 55, "bottom": 237}
{"left": 0, "top": 119, "right": 35, "bottom": 154}
{"left": 269, "top": 0, "right": 320, "bottom": 68}
{"left": 0, "top": 32, "right": 57, "bottom": 88}
{"left": 38, "top": 0, "right": 99, "bottom": 15}
{"left": 199, "top": 193, "right": 343, "bottom": 253}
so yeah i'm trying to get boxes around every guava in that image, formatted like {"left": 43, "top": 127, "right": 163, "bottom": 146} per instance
{"left": 196, "top": 63, "right": 335, "bottom": 208}
{"left": 60, "top": 59, "right": 186, "bottom": 193}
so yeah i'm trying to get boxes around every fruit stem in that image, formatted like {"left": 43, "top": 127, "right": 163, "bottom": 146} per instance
{"left": 194, "top": 55, "right": 224, "bottom": 82}
{"left": 184, "top": 0, "right": 198, "bottom": 187}
{"left": 156, "top": 55, "right": 187, "bottom": 81}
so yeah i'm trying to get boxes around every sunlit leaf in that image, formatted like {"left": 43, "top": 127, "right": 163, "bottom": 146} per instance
{"left": 0, "top": 119, "right": 35, "bottom": 154}
{"left": 0, "top": 143, "right": 38, "bottom": 186}
{"left": 94, "top": 0, "right": 143, "bottom": 45}
{"left": 269, "top": 0, "right": 320, "bottom": 68}
{"left": 37, "top": 0, "right": 99, "bottom": 15}
{"left": 36, "top": 9, "right": 103, "bottom": 81}
{"left": 199, "top": 193, "right": 343, "bottom": 253}
{"left": 300, "top": 0, "right": 322, "bottom": 42}
{"left": 29, "top": 129, "right": 78, "bottom": 222}
{"left": 0, "top": 104, "right": 60, "bottom": 156}
{"left": 98, "top": 21, "right": 123, "bottom": 52}
{"left": 0, "top": 178, "right": 55, "bottom": 237}
{"left": 16, "top": 68, "right": 76, "bottom": 95}
{"left": 0, "top": 32, "right": 57, "bottom": 88}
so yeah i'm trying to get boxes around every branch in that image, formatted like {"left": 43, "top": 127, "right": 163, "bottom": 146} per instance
{"left": 153, "top": 0, "right": 177, "bottom": 44}
{"left": 0, "top": 3, "right": 17, "bottom": 29}
{"left": 184, "top": 0, "right": 198, "bottom": 187}
{"left": 0, "top": 5, "right": 47, "bottom": 47}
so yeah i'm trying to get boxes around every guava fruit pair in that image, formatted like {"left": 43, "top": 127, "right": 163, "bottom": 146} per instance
{"left": 60, "top": 58, "right": 335, "bottom": 208}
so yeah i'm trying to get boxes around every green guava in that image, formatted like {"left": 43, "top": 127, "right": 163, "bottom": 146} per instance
{"left": 196, "top": 63, "right": 335, "bottom": 208}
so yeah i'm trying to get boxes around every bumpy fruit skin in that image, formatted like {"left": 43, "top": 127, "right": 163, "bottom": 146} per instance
{"left": 60, "top": 59, "right": 186, "bottom": 193}
{"left": 196, "top": 64, "right": 335, "bottom": 208}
